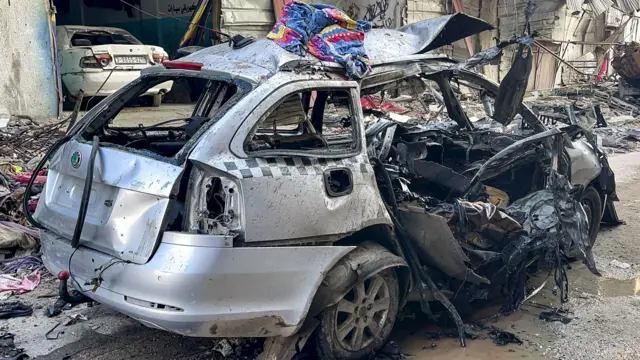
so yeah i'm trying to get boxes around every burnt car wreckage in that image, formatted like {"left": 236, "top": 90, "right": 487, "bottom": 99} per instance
{"left": 25, "top": 13, "right": 620, "bottom": 360}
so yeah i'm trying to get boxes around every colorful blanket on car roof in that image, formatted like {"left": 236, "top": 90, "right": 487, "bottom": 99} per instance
{"left": 267, "top": 0, "right": 372, "bottom": 79}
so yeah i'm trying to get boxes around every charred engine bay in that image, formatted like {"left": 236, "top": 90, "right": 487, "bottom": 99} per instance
{"left": 366, "top": 117, "right": 598, "bottom": 337}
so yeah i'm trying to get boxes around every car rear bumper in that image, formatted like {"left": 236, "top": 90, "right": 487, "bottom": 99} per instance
{"left": 62, "top": 70, "right": 173, "bottom": 98}
{"left": 40, "top": 230, "right": 353, "bottom": 337}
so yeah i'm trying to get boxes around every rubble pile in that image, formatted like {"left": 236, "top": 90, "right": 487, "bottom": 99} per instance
{"left": 0, "top": 117, "right": 67, "bottom": 316}
{"left": 0, "top": 116, "right": 67, "bottom": 161}
{"left": 524, "top": 82, "right": 640, "bottom": 154}
{"left": 0, "top": 116, "right": 66, "bottom": 226}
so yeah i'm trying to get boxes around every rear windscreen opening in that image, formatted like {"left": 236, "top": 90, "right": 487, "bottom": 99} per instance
{"left": 70, "top": 30, "right": 141, "bottom": 46}
{"left": 77, "top": 75, "right": 246, "bottom": 159}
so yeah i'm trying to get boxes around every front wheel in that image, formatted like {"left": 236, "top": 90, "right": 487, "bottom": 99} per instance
{"left": 315, "top": 269, "right": 399, "bottom": 360}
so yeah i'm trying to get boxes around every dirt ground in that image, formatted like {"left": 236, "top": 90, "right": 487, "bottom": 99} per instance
{"left": 6, "top": 148, "right": 640, "bottom": 359}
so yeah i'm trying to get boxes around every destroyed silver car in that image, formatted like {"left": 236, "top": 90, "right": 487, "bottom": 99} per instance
{"left": 28, "top": 14, "right": 619, "bottom": 360}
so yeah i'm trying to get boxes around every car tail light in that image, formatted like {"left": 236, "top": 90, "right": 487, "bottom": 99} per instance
{"left": 152, "top": 53, "right": 168, "bottom": 63}
{"left": 94, "top": 54, "right": 112, "bottom": 67}
{"left": 163, "top": 61, "right": 202, "bottom": 71}
{"left": 80, "top": 56, "right": 100, "bottom": 68}
{"left": 80, "top": 54, "right": 112, "bottom": 68}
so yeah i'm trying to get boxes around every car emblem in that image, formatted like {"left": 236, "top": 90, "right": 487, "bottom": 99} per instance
{"left": 71, "top": 151, "right": 82, "bottom": 169}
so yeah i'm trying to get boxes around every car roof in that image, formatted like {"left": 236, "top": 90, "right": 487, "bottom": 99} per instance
{"left": 145, "top": 13, "right": 492, "bottom": 84}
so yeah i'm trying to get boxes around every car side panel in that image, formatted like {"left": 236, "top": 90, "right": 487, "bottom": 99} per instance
{"left": 188, "top": 76, "right": 392, "bottom": 243}
{"left": 567, "top": 140, "right": 602, "bottom": 186}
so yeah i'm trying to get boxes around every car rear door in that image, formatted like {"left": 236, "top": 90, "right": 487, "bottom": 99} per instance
{"left": 223, "top": 80, "right": 391, "bottom": 243}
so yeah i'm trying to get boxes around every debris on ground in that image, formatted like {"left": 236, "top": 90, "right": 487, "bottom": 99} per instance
{"left": 371, "top": 341, "right": 408, "bottom": 360}
{"left": 43, "top": 299, "right": 72, "bottom": 318}
{"left": 610, "top": 259, "right": 631, "bottom": 269}
{"left": 0, "top": 224, "right": 37, "bottom": 254}
{"left": 539, "top": 309, "right": 572, "bottom": 324}
{"left": 522, "top": 82, "right": 640, "bottom": 155}
{"left": 0, "top": 255, "right": 44, "bottom": 274}
{"left": 0, "top": 271, "right": 40, "bottom": 296}
{"left": 213, "top": 339, "right": 234, "bottom": 357}
{"left": 0, "top": 116, "right": 66, "bottom": 161}
{"left": 0, "top": 332, "right": 28, "bottom": 360}
{"left": 187, "top": 338, "right": 265, "bottom": 360}
{"left": 423, "top": 322, "right": 524, "bottom": 348}
{"left": 487, "top": 326, "right": 523, "bottom": 346}
{"left": 0, "top": 301, "right": 33, "bottom": 319}
{"left": 64, "top": 313, "right": 88, "bottom": 326}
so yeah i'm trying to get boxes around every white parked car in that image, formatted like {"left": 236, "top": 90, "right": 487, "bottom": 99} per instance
{"left": 56, "top": 25, "right": 173, "bottom": 107}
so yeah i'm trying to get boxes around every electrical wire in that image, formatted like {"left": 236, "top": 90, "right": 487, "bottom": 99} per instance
{"left": 84, "top": 67, "right": 120, "bottom": 112}
{"left": 70, "top": 136, "right": 100, "bottom": 248}
{"left": 68, "top": 247, "right": 92, "bottom": 294}
{"left": 94, "top": 259, "right": 130, "bottom": 283}
{"left": 118, "top": 0, "right": 231, "bottom": 40}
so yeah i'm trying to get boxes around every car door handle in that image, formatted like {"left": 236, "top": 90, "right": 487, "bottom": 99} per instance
{"left": 323, "top": 167, "right": 353, "bottom": 197}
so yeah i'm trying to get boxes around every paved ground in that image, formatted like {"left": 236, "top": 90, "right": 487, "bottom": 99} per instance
{"left": 7, "top": 147, "right": 640, "bottom": 359}
{"left": 61, "top": 103, "right": 196, "bottom": 127}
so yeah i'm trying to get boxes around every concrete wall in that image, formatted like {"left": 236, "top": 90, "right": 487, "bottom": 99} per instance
{"left": 0, "top": 1, "right": 58, "bottom": 117}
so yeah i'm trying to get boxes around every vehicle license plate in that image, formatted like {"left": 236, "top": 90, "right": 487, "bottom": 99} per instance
{"left": 115, "top": 56, "right": 147, "bottom": 64}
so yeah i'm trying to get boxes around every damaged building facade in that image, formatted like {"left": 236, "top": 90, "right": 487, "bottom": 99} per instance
{"left": 2, "top": 0, "right": 640, "bottom": 118}
{"left": 216, "top": 0, "right": 640, "bottom": 89}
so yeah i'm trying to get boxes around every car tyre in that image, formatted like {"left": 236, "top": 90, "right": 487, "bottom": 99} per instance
{"left": 61, "top": 82, "right": 76, "bottom": 111}
{"left": 581, "top": 186, "right": 602, "bottom": 247}
{"left": 151, "top": 94, "right": 162, "bottom": 107}
{"left": 315, "top": 269, "right": 399, "bottom": 360}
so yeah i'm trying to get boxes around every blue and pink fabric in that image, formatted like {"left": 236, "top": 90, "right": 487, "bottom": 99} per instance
{"left": 267, "top": 0, "right": 372, "bottom": 79}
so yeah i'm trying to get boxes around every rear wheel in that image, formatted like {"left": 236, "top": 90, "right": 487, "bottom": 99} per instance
{"left": 141, "top": 94, "right": 162, "bottom": 107}
{"left": 61, "top": 82, "right": 76, "bottom": 111}
{"left": 151, "top": 93, "right": 162, "bottom": 107}
{"left": 315, "top": 269, "right": 399, "bottom": 360}
{"left": 581, "top": 186, "right": 602, "bottom": 247}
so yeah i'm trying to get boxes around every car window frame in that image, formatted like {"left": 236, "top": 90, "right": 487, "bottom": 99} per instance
{"left": 230, "top": 79, "right": 363, "bottom": 160}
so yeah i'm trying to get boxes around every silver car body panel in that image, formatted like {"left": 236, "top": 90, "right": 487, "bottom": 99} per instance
{"left": 33, "top": 139, "right": 183, "bottom": 264}
{"left": 40, "top": 230, "right": 354, "bottom": 337}
{"left": 187, "top": 74, "right": 392, "bottom": 243}
{"left": 566, "top": 139, "right": 602, "bottom": 186}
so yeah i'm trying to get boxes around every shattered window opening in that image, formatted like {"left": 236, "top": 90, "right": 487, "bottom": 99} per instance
{"left": 245, "top": 89, "right": 358, "bottom": 154}
{"left": 77, "top": 75, "right": 241, "bottom": 159}
{"left": 70, "top": 30, "right": 141, "bottom": 46}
